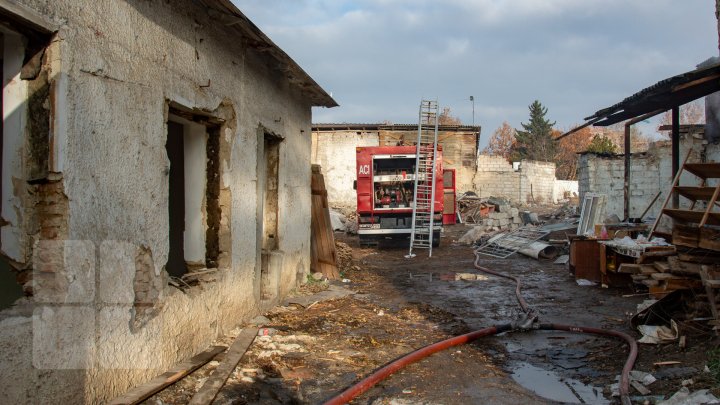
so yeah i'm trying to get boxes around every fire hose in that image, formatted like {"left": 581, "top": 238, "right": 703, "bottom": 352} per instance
{"left": 323, "top": 248, "right": 638, "bottom": 405}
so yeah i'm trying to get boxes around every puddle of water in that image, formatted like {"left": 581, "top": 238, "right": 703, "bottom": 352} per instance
{"left": 511, "top": 363, "right": 609, "bottom": 404}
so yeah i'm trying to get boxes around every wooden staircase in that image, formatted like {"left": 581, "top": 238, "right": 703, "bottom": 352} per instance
{"left": 649, "top": 152, "right": 720, "bottom": 250}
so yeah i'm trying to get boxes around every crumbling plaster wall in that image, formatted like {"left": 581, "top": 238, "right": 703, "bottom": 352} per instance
{"left": 473, "top": 155, "right": 561, "bottom": 204}
{"left": 0, "top": 0, "right": 314, "bottom": 403}
{"left": 577, "top": 135, "right": 710, "bottom": 220}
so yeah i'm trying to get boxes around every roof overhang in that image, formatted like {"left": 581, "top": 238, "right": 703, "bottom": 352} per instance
{"left": 197, "top": 0, "right": 338, "bottom": 108}
{"left": 558, "top": 61, "right": 720, "bottom": 140}
{"left": 312, "top": 123, "right": 481, "bottom": 132}
{"left": 585, "top": 62, "right": 720, "bottom": 127}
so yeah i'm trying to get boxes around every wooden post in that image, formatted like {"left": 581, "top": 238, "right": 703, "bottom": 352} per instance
{"left": 672, "top": 106, "right": 680, "bottom": 209}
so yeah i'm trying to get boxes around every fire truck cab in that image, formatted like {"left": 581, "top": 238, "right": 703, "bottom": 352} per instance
{"left": 355, "top": 145, "right": 444, "bottom": 247}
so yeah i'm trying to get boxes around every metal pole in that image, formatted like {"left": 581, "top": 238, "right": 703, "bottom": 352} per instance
{"left": 672, "top": 106, "right": 680, "bottom": 209}
{"left": 470, "top": 96, "right": 475, "bottom": 126}
{"left": 624, "top": 123, "right": 631, "bottom": 221}
{"left": 620, "top": 109, "right": 664, "bottom": 221}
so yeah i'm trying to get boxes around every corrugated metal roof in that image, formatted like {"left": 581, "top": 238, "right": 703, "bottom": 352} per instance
{"left": 584, "top": 61, "right": 720, "bottom": 126}
{"left": 194, "top": 0, "right": 337, "bottom": 108}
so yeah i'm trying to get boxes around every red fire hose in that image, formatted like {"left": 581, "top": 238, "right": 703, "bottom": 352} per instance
{"left": 322, "top": 249, "right": 638, "bottom": 405}
{"left": 323, "top": 324, "right": 511, "bottom": 405}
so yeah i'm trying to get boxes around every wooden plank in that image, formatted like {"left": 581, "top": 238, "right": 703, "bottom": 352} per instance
{"left": 700, "top": 226, "right": 720, "bottom": 252}
{"left": 653, "top": 261, "right": 671, "bottom": 273}
{"left": 678, "top": 253, "right": 720, "bottom": 264}
{"left": 188, "top": 328, "right": 257, "bottom": 405}
{"left": 665, "top": 278, "right": 703, "bottom": 290}
{"left": 700, "top": 266, "right": 720, "bottom": 337}
{"left": 683, "top": 163, "right": 720, "bottom": 180}
{"left": 649, "top": 285, "right": 669, "bottom": 299}
{"left": 650, "top": 273, "right": 681, "bottom": 281}
{"left": 640, "top": 266, "right": 658, "bottom": 275}
{"left": 107, "top": 346, "right": 226, "bottom": 405}
{"left": 675, "top": 186, "right": 718, "bottom": 201}
{"left": 310, "top": 165, "right": 339, "bottom": 279}
{"left": 664, "top": 209, "right": 704, "bottom": 224}
{"left": 617, "top": 263, "right": 642, "bottom": 274}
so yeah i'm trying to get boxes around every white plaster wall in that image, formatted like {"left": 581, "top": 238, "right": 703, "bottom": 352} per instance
{"left": 0, "top": 0, "right": 319, "bottom": 403}
{"left": 554, "top": 180, "right": 579, "bottom": 202}
{"left": 708, "top": 143, "right": 720, "bottom": 161}
{"left": 311, "top": 131, "right": 379, "bottom": 208}
{"left": 1, "top": 30, "right": 28, "bottom": 263}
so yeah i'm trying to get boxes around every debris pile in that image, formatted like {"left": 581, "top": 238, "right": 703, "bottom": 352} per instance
{"left": 334, "top": 241, "right": 357, "bottom": 275}
{"left": 619, "top": 257, "right": 710, "bottom": 298}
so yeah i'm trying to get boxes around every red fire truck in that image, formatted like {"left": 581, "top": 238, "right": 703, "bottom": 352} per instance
{"left": 354, "top": 145, "right": 444, "bottom": 247}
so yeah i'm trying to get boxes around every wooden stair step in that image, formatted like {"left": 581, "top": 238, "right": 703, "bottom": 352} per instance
{"left": 683, "top": 163, "right": 720, "bottom": 179}
{"left": 663, "top": 209, "right": 720, "bottom": 226}
{"left": 675, "top": 186, "right": 719, "bottom": 201}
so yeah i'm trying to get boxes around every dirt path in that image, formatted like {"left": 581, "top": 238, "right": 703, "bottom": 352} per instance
{"left": 149, "top": 224, "right": 718, "bottom": 404}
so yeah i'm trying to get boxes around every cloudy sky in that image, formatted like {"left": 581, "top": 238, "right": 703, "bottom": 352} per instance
{"left": 233, "top": 0, "right": 717, "bottom": 146}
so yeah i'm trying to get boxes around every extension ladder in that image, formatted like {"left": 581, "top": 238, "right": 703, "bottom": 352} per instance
{"left": 407, "top": 99, "right": 439, "bottom": 258}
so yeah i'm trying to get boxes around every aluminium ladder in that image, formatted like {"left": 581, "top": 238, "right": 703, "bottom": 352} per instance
{"left": 407, "top": 99, "right": 440, "bottom": 258}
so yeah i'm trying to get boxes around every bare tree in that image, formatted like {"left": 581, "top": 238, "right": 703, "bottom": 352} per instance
{"left": 554, "top": 127, "right": 593, "bottom": 180}
{"left": 438, "top": 107, "right": 462, "bottom": 125}
{"left": 483, "top": 121, "right": 516, "bottom": 160}
{"left": 657, "top": 100, "right": 705, "bottom": 135}
{"left": 602, "top": 125, "right": 652, "bottom": 152}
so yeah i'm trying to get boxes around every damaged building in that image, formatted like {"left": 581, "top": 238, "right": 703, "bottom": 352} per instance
{"left": 312, "top": 123, "right": 578, "bottom": 208}
{"left": 0, "top": 1, "right": 336, "bottom": 403}
{"left": 311, "top": 123, "right": 481, "bottom": 207}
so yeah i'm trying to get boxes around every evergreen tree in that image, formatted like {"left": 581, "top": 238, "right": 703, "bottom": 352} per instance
{"left": 585, "top": 135, "right": 618, "bottom": 154}
{"left": 512, "top": 100, "right": 557, "bottom": 162}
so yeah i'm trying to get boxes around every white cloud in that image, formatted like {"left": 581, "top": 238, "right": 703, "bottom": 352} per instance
{"left": 234, "top": 0, "right": 717, "bottom": 146}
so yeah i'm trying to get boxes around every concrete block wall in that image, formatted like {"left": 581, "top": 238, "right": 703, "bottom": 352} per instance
{"left": 520, "top": 161, "right": 556, "bottom": 204}
{"left": 473, "top": 155, "right": 563, "bottom": 204}
{"left": 578, "top": 135, "right": 711, "bottom": 220}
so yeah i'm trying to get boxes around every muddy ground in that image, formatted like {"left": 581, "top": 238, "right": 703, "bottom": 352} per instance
{"left": 149, "top": 224, "right": 719, "bottom": 405}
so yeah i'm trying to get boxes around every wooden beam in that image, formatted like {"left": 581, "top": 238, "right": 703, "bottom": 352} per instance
{"left": 672, "top": 73, "right": 720, "bottom": 92}
{"left": 188, "top": 328, "right": 257, "bottom": 405}
{"left": 107, "top": 345, "right": 226, "bottom": 405}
